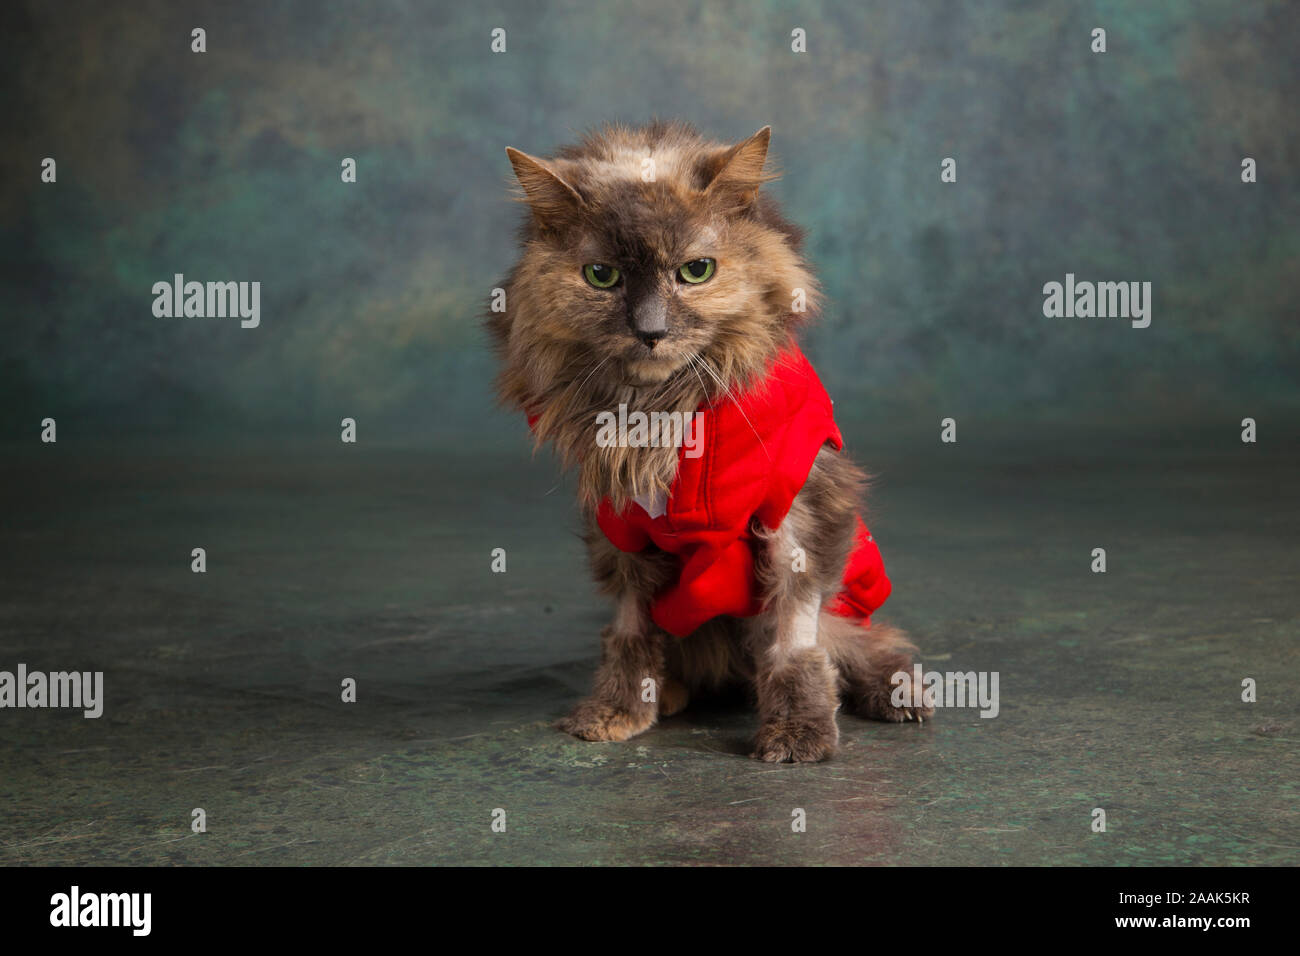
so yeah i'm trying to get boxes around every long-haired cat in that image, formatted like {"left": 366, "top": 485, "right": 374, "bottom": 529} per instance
{"left": 488, "top": 121, "right": 931, "bottom": 762}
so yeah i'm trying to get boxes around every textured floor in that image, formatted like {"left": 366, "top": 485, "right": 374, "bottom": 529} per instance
{"left": 1, "top": 424, "right": 1297, "bottom": 865}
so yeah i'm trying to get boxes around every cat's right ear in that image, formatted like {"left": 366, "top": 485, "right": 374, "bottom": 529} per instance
{"left": 505, "top": 148, "right": 585, "bottom": 227}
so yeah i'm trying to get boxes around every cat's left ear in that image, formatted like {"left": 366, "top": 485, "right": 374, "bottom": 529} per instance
{"left": 700, "top": 126, "right": 775, "bottom": 209}
{"left": 505, "top": 147, "right": 585, "bottom": 228}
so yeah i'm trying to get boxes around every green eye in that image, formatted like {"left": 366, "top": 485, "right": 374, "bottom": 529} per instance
{"left": 583, "top": 264, "right": 621, "bottom": 289}
{"left": 679, "top": 258, "right": 715, "bottom": 284}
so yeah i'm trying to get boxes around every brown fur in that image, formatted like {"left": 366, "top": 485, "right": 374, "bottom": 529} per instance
{"left": 490, "top": 122, "right": 931, "bottom": 762}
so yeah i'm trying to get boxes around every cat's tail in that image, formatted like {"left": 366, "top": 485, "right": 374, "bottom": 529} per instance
{"left": 819, "top": 612, "right": 933, "bottom": 722}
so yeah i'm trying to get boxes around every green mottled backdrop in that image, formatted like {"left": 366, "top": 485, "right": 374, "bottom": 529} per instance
{"left": 3, "top": 0, "right": 1297, "bottom": 438}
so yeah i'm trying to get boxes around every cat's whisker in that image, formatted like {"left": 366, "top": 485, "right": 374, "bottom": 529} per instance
{"left": 694, "top": 354, "right": 770, "bottom": 462}
{"left": 685, "top": 355, "right": 711, "bottom": 409}
{"left": 571, "top": 354, "right": 612, "bottom": 398}
{"left": 569, "top": 354, "right": 602, "bottom": 383}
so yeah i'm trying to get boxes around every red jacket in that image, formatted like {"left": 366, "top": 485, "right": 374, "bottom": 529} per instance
{"left": 590, "top": 342, "right": 891, "bottom": 638}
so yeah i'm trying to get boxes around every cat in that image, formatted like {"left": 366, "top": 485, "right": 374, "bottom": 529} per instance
{"left": 488, "top": 121, "right": 931, "bottom": 762}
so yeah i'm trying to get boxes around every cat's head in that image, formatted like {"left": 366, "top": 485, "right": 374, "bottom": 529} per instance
{"left": 490, "top": 122, "right": 819, "bottom": 416}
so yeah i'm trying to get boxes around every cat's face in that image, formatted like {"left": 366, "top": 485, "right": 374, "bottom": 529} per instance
{"left": 495, "top": 124, "right": 817, "bottom": 401}
{"left": 525, "top": 184, "right": 733, "bottom": 388}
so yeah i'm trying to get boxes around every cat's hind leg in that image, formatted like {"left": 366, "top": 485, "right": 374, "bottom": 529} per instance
{"left": 820, "top": 614, "right": 933, "bottom": 723}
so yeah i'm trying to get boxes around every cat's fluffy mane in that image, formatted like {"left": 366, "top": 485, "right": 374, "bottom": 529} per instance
{"left": 487, "top": 121, "right": 821, "bottom": 511}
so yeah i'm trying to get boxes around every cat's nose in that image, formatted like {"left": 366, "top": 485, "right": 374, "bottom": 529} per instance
{"left": 631, "top": 296, "right": 669, "bottom": 347}
{"left": 636, "top": 328, "right": 668, "bottom": 349}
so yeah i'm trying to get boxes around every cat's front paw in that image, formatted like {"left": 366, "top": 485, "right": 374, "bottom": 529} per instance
{"left": 558, "top": 698, "right": 656, "bottom": 742}
{"left": 751, "top": 716, "right": 839, "bottom": 763}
